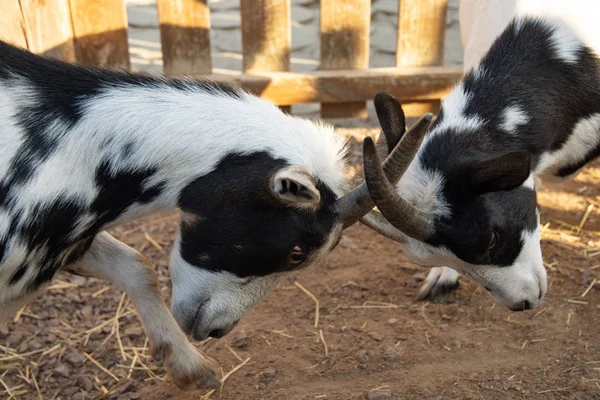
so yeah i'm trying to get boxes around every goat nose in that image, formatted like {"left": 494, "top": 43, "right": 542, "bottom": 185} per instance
{"left": 509, "top": 300, "right": 532, "bottom": 312}
{"left": 208, "top": 329, "right": 226, "bottom": 338}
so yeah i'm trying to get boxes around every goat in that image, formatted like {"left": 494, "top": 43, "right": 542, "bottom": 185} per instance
{"left": 0, "top": 41, "right": 427, "bottom": 389}
{"left": 407, "top": 0, "right": 600, "bottom": 304}
{"left": 359, "top": 0, "right": 600, "bottom": 311}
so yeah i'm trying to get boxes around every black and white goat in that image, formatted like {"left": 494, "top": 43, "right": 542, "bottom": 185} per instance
{"left": 363, "top": 0, "right": 600, "bottom": 310}
{"left": 0, "top": 41, "right": 431, "bottom": 389}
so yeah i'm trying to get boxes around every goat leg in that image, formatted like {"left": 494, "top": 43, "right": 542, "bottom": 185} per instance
{"left": 67, "top": 232, "right": 221, "bottom": 390}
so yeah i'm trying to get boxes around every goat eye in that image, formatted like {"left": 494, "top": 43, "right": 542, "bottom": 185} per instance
{"left": 489, "top": 231, "right": 498, "bottom": 249}
{"left": 288, "top": 245, "right": 306, "bottom": 266}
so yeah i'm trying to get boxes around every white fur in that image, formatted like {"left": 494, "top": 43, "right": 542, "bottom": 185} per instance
{"left": 0, "top": 81, "right": 348, "bottom": 306}
{"left": 427, "top": 83, "right": 485, "bottom": 139}
{"left": 536, "top": 113, "right": 600, "bottom": 176}
{"left": 500, "top": 104, "right": 530, "bottom": 134}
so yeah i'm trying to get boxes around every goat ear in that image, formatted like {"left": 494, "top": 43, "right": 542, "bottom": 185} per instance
{"left": 467, "top": 150, "right": 531, "bottom": 194}
{"left": 270, "top": 166, "right": 321, "bottom": 208}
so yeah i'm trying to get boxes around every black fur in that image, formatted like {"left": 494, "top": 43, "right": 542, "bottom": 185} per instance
{"left": 418, "top": 17, "right": 600, "bottom": 267}
{"left": 178, "top": 152, "right": 339, "bottom": 277}
{"left": 0, "top": 40, "right": 246, "bottom": 290}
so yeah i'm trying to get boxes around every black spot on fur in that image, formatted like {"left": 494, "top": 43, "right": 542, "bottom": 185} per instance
{"left": 9, "top": 263, "right": 28, "bottom": 285}
{"left": 89, "top": 161, "right": 164, "bottom": 230}
{"left": 0, "top": 39, "right": 242, "bottom": 190}
{"left": 417, "top": 17, "right": 600, "bottom": 268}
{"left": 178, "top": 152, "right": 339, "bottom": 277}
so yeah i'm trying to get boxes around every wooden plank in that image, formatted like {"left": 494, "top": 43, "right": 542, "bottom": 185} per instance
{"left": 69, "top": 0, "right": 130, "bottom": 68}
{"left": 397, "top": 0, "right": 448, "bottom": 116}
{"left": 320, "top": 0, "right": 371, "bottom": 118}
{"left": 240, "top": 0, "right": 291, "bottom": 113}
{"left": 172, "top": 66, "right": 462, "bottom": 105}
{"left": 0, "top": 1, "right": 28, "bottom": 48}
{"left": 19, "top": 0, "right": 75, "bottom": 61}
{"left": 157, "top": 0, "right": 212, "bottom": 75}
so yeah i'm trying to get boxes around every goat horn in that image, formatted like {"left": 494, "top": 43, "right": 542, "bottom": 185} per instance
{"left": 362, "top": 135, "right": 434, "bottom": 241}
{"left": 335, "top": 113, "right": 433, "bottom": 229}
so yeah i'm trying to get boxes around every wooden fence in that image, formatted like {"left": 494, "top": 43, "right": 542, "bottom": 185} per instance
{"left": 1, "top": 0, "right": 462, "bottom": 118}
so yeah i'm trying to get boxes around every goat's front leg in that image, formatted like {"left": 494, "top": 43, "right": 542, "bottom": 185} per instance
{"left": 67, "top": 232, "right": 221, "bottom": 390}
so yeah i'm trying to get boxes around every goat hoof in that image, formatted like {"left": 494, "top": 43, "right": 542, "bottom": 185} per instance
{"left": 416, "top": 268, "right": 460, "bottom": 303}
{"left": 167, "top": 346, "right": 222, "bottom": 391}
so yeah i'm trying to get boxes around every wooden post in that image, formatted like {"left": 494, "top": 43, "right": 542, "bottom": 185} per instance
{"left": 69, "top": 0, "right": 130, "bottom": 69}
{"left": 157, "top": 0, "right": 212, "bottom": 75}
{"left": 396, "top": 0, "right": 448, "bottom": 116}
{"left": 0, "top": 1, "right": 28, "bottom": 48}
{"left": 19, "top": 0, "right": 75, "bottom": 61}
{"left": 320, "top": 0, "right": 371, "bottom": 119}
{"left": 240, "top": 0, "right": 291, "bottom": 113}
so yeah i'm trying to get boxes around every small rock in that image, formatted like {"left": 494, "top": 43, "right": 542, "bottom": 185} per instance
{"left": 368, "top": 391, "right": 392, "bottom": 400}
{"left": 356, "top": 349, "right": 368, "bottom": 363}
{"left": 77, "top": 376, "right": 94, "bottom": 392}
{"left": 81, "top": 305, "right": 93, "bottom": 320}
{"left": 231, "top": 329, "right": 249, "bottom": 349}
{"left": 350, "top": 326, "right": 364, "bottom": 333}
{"left": 387, "top": 318, "right": 398, "bottom": 325}
{"left": 440, "top": 323, "right": 449, "bottom": 331}
{"left": 6, "top": 332, "right": 23, "bottom": 347}
{"left": 368, "top": 331, "right": 385, "bottom": 342}
{"left": 339, "top": 238, "right": 356, "bottom": 249}
{"left": 72, "top": 393, "right": 85, "bottom": 400}
{"left": 63, "top": 387, "right": 79, "bottom": 397}
{"left": 257, "top": 367, "right": 277, "bottom": 382}
{"left": 351, "top": 291, "right": 363, "bottom": 300}
{"left": 55, "top": 364, "right": 71, "bottom": 378}
{"left": 383, "top": 347, "right": 399, "bottom": 361}
{"left": 66, "top": 350, "right": 86, "bottom": 366}
{"left": 0, "top": 325, "right": 10, "bottom": 339}
{"left": 28, "top": 339, "right": 43, "bottom": 350}
{"left": 69, "top": 275, "right": 87, "bottom": 286}
{"left": 441, "top": 314, "right": 453, "bottom": 321}
{"left": 124, "top": 327, "right": 144, "bottom": 338}
{"left": 117, "top": 379, "right": 134, "bottom": 394}
{"left": 326, "top": 261, "right": 338, "bottom": 269}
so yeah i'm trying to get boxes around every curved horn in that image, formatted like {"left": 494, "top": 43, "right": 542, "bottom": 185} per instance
{"left": 374, "top": 92, "right": 406, "bottom": 153}
{"left": 362, "top": 136, "right": 434, "bottom": 241}
{"left": 335, "top": 113, "right": 433, "bottom": 229}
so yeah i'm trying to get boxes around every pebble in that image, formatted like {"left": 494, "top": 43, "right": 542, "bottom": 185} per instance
{"left": 368, "top": 331, "right": 385, "bottom": 342}
{"left": 0, "top": 325, "right": 9, "bottom": 339}
{"left": 350, "top": 326, "right": 364, "bottom": 333}
{"left": 63, "top": 387, "right": 79, "bottom": 397}
{"left": 55, "top": 364, "right": 71, "bottom": 378}
{"left": 257, "top": 367, "right": 277, "bottom": 382}
{"left": 28, "top": 339, "right": 43, "bottom": 350}
{"left": 368, "top": 391, "right": 392, "bottom": 400}
{"left": 66, "top": 350, "right": 86, "bottom": 366}
{"left": 6, "top": 332, "right": 23, "bottom": 348}
{"left": 326, "top": 261, "right": 338, "bottom": 269}
{"left": 231, "top": 329, "right": 249, "bottom": 349}
{"left": 356, "top": 349, "right": 368, "bottom": 363}
{"left": 339, "top": 238, "right": 357, "bottom": 249}
{"left": 124, "top": 327, "right": 144, "bottom": 337}
{"left": 72, "top": 393, "right": 85, "bottom": 400}
{"left": 351, "top": 291, "right": 364, "bottom": 300}
{"left": 387, "top": 318, "right": 398, "bottom": 325}
{"left": 441, "top": 314, "right": 453, "bottom": 321}
{"left": 383, "top": 347, "right": 399, "bottom": 361}
{"left": 77, "top": 376, "right": 94, "bottom": 392}
{"left": 81, "top": 305, "right": 93, "bottom": 320}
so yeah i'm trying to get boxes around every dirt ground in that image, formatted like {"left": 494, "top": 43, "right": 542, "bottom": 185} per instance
{"left": 1, "top": 125, "right": 599, "bottom": 400}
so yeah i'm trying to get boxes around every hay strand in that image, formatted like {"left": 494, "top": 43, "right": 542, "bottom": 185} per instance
{"left": 581, "top": 278, "right": 597, "bottom": 297}
{"left": 294, "top": 282, "right": 320, "bottom": 328}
